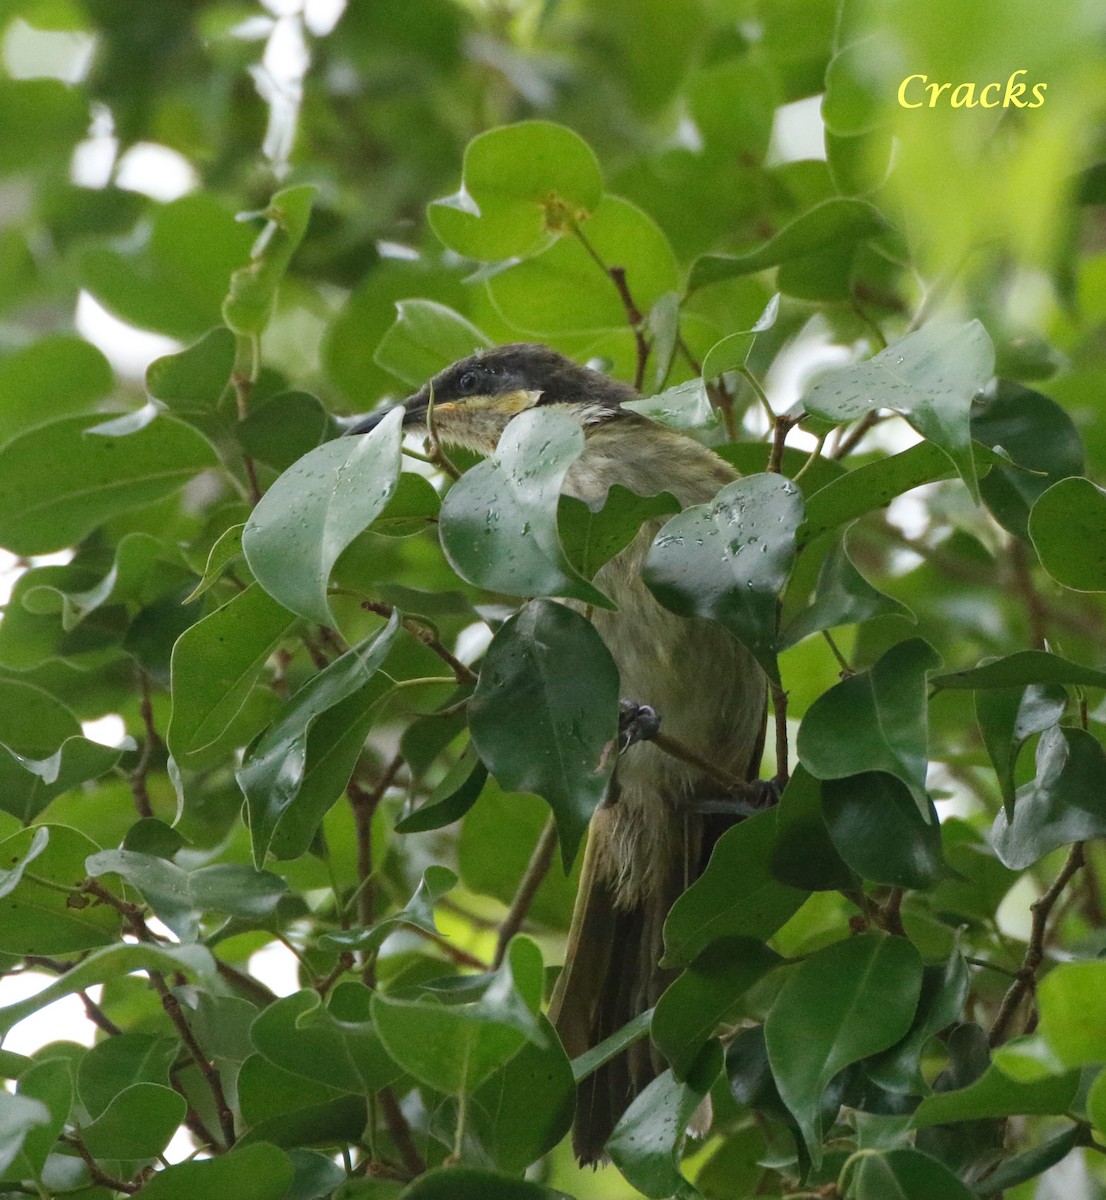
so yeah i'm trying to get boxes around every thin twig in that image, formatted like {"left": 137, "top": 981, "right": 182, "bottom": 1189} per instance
{"left": 62, "top": 1132, "right": 139, "bottom": 1194}
{"left": 793, "top": 433, "right": 828, "bottom": 484}
{"left": 379, "top": 1087, "right": 425, "bottom": 1178}
{"left": 130, "top": 669, "right": 158, "bottom": 819}
{"left": 232, "top": 372, "right": 263, "bottom": 504}
{"left": 215, "top": 959, "right": 277, "bottom": 1007}
{"left": 821, "top": 630, "right": 853, "bottom": 676}
{"left": 767, "top": 415, "right": 798, "bottom": 475}
{"left": 349, "top": 756, "right": 405, "bottom": 984}
{"left": 571, "top": 223, "right": 650, "bottom": 390}
{"left": 832, "top": 410, "right": 884, "bottom": 460}
{"left": 739, "top": 366, "right": 776, "bottom": 428}
{"left": 651, "top": 730, "right": 763, "bottom": 802}
{"left": 850, "top": 299, "right": 888, "bottom": 350}
{"left": 360, "top": 601, "right": 477, "bottom": 685}
{"left": 1010, "top": 538, "right": 1049, "bottom": 649}
{"left": 425, "top": 385, "right": 461, "bottom": 480}
{"left": 494, "top": 817, "right": 558, "bottom": 968}
{"left": 770, "top": 683, "right": 790, "bottom": 786}
{"left": 989, "top": 842, "right": 1086, "bottom": 1046}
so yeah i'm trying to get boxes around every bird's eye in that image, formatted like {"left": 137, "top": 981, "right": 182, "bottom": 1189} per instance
{"left": 458, "top": 371, "right": 479, "bottom": 393}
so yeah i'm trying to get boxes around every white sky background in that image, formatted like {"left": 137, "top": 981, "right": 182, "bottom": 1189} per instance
{"left": 0, "top": 6, "right": 1013, "bottom": 1174}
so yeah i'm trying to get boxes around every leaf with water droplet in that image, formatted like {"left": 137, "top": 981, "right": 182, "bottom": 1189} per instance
{"left": 643, "top": 473, "right": 803, "bottom": 683}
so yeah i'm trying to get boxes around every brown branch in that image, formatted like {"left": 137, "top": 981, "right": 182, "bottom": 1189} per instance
{"left": 409, "top": 926, "right": 489, "bottom": 971}
{"left": 167, "top": 1074, "right": 221, "bottom": 1151}
{"left": 314, "top": 952, "right": 355, "bottom": 996}
{"left": 770, "top": 683, "right": 790, "bottom": 786}
{"left": 989, "top": 842, "right": 1086, "bottom": 1046}
{"left": 62, "top": 1132, "right": 139, "bottom": 1193}
{"left": 233, "top": 372, "right": 263, "bottom": 504}
{"left": 767, "top": 415, "right": 798, "bottom": 475}
{"left": 650, "top": 730, "right": 763, "bottom": 802}
{"left": 1010, "top": 538, "right": 1048, "bottom": 649}
{"left": 215, "top": 959, "right": 277, "bottom": 1007}
{"left": 349, "top": 755, "right": 405, "bottom": 984}
{"left": 379, "top": 1086, "right": 425, "bottom": 1178}
{"left": 360, "top": 601, "right": 477, "bottom": 685}
{"left": 129, "top": 670, "right": 159, "bottom": 819}
{"left": 494, "top": 817, "right": 558, "bottom": 968}
{"left": 571, "top": 224, "right": 650, "bottom": 390}
{"left": 832, "top": 410, "right": 885, "bottom": 460}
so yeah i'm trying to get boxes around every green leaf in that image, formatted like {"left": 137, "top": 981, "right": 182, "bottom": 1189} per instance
{"left": 223, "top": 185, "right": 316, "bottom": 335}
{"left": 1037, "top": 961, "right": 1106, "bottom": 1067}
{"left": 770, "top": 765, "right": 854, "bottom": 892}
{"left": 429, "top": 120, "right": 603, "bottom": 261}
{"left": 399, "top": 1168, "right": 568, "bottom": 1200}
{"left": 182, "top": 523, "right": 245, "bottom": 603}
{"left": 0, "top": 1093, "right": 51, "bottom": 1179}
{"left": 700, "top": 295, "right": 780, "bottom": 381}
{"left": 0, "top": 943, "right": 216, "bottom": 1037}
{"left": 803, "top": 321, "right": 995, "bottom": 501}
{"left": 146, "top": 327, "right": 236, "bottom": 415}
{"left": 765, "top": 933, "right": 923, "bottom": 1163}
{"left": 822, "top": 772, "right": 946, "bottom": 889}
{"left": 238, "top": 614, "right": 399, "bottom": 865}
{"left": 14, "top": 1056, "right": 72, "bottom": 1178}
{"left": 242, "top": 406, "right": 404, "bottom": 626}
{"left": 606, "top": 1041, "right": 722, "bottom": 1200}
{"left": 690, "top": 198, "right": 886, "bottom": 290}
{"left": 932, "top": 649, "right": 1106, "bottom": 691}
{"left": 81, "top": 1081, "right": 186, "bottom": 1161}
{"left": 912, "top": 1060, "right": 1078, "bottom": 1126}
{"left": 486, "top": 195, "right": 678, "bottom": 335}
{"left": 644, "top": 473, "right": 804, "bottom": 683}
{"left": 0, "top": 413, "right": 218, "bottom": 555}
{"left": 991, "top": 726, "right": 1106, "bottom": 869}
{"left": 0, "top": 734, "right": 123, "bottom": 823}
{"left": 0, "top": 824, "right": 120, "bottom": 955}
{"left": 782, "top": 536, "right": 914, "bottom": 647}
{"left": 85, "top": 849, "right": 288, "bottom": 940}
{"left": 848, "top": 1148, "right": 977, "bottom": 1200}
{"left": 373, "top": 299, "right": 492, "bottom": 389}
{"left": 77, "top": 1033, "right": 178, "bottom": 1119}
{"left": 974, "top": 1124, "right": 1088, "bottom": 1196}
{"left": 0, "top": 78, "right": 87, "bottom": 173}
{"left": 797, "top": 639, "right": 940, "bottom": 817}
{"left": 133, "top": 1142, "right": 294, "bottom": 1200}
{"left": 320, "top": 865, "right": 457, "bottom": 953}
{"left": 237, "top": 391, "right": 336, "bottom": 472}
{"left": 822, "top": 36, "right": 889, "bottom": 137}
{"left": 624, "top": 377, "right": 716, "bottom": 430}
{"left": 249, "top": 984, "right": 400, "bottom": 1094}
{"left": 1029, "top": 476, "right": 1106, "bottom": 591}
{"left": 440, "top": 407, "right": 609, "bottom": 607}
{"left": 468, "top": 600, "right": 619, "bottom": 867}
{"left": 394, "top": 747, "right": 487, "bottom": 834}
{"left": 798, "top": 441, "right": 957, "bottom": 547}
{"left": 0, "top": 335, "right": 113, "bottom": 442}
{"left": 373, "top": 471, "right": 442, "bottom": 537}
{"left": 973, "top": 380, "right": 1084, "bottom": 538}
{"left": 652, "top": 938, "right": 781, "bottom": 1080}
{"left": 371, "top": 938, "right": 546, "bottom": 1094}
{"left": 167, "top": 583, "right": 296, "bottom": 770}
{"left": 559, "top": 486, "right": 680, "bottom": 581}
{"left": 663, "top": 810, "right": 807, "bottom": 968}
{"left": 571, "top": 1010, "right": 653, "bottom": 1085}
{"left": 976, "top": 683, "right": 1067, "bottom": 815}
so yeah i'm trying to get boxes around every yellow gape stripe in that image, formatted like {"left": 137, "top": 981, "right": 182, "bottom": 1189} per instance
{"left": 436, "top": 388, "right": 543, "bottom": 416}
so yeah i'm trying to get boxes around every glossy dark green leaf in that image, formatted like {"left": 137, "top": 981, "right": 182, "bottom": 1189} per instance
{"left": 991, "top": 726, "right": 1106, "bottom": 870}
{"left": 913, "top": 1060, "right": 1077, "bottom": 1127}
{"left": 429, "top": 120, "right": 603, "bottom": 261}
{"left": 238, "top": 613, "right": 399, "bottom": 864}
{"left": 399, "top": 1167, "right": 568, "bottom": 1200}
{"left": 394, "top": 745, "right": 487, "bottom": 834}
{"left": 1029, "top": 476, "right": 1106, "bottom": 591}
{"left": 770, "top": 765, "right": 854, "bottom": 891}
{"left": 644, "top": 473, "right": 804, "bottom": 683}
{"left": 765, "top": 933, "right": 923, "bottom": 1161}
{"left": 146, "top": 327, "right": 236, "bottom": 415}
{"left": 798, "top": 441, "right": 956, "bottom": 547}
{"left": 848, "top": 1147, "right": 977, "bottom": 1200}
{"left": 13, "top": 1056, "right": 72, "bottom": 1178}
{"left": 606, "top": 1041, "right": 722, "bottom": 1199}
{"left": 571, "top": 1010, "right": 653, "bottom": 1085}
{"left": 559, "top": 486, "right": 680, "bottom": 581}
{"left": 653, "top": 938, "right": 781, "bottom": 1080}
{"left": 242, "top": 406, "right": 403, "bottom": 626}
{"left": 0, "top": 413, "right": 218, "bottom": 555}
{"left": 690, "top": 198, "right": 886, "bottom": 290}
{"left": 823, "top": 772, "right": 945, "bottom": 889}
{"left": 663, "top": 810, "right": 807, "bottom": 968}
{"left": 373, "top": 299, "right": 491, "bottom": 389}
{"left": 440, "top": 407, "right": 608, "bottom": 606}
{"left": 866, "top": 950, "right": 970, "bottom": 1094}
{"left": 250, "top": 983, "right": 400, "bottom": 1094}
{"left": 976, "top": 683, "right": 1067, "bottom": 815}
{"left": 625, "top": 377, "right": 715, "bottom": 430}
{"left": 974, "top": 1124, "right": 1087, "bottom": 1196}
{"left": 973, "top": 380, "right": 1084, "bottom": 538}
{"left": 77, "top": 1034, "right": 178, "bottom": 1119}
{"left": 0, "top": 735, "right": 122, "bottom": 823}
{"left": 487, "top": 196, "right": 678, "bottom": 335}
{"left": 0, "top": 335, "right": 113, "bottom": 441}
{"left": 932, "top": 650, "right": 1106, "bottom": 692}
{"left": 803, "top": 321, "right": 994, "bottom": 501}
{"left": 85, "top": 849, "right": 288, "bottom": 940}
{"left": 81, "top": 1081, "right": 186, "bottom": 1161}
{"left": 320, "top": 865, "right": 457, "bottom": 953}
{"left": 237, "top": 391, "right": 336, "bottom": 472}
{"left": 223, "top": 186, "right": 316, "bottom": 335}
{"left": 371, "top": 938, "right": 545, "bottom": 1094}
{"left": 468, "top": 600, "right": 618, "bottom": 867}
{"left": 798, "top": 639, "right": 940, "bottom": 817}
{"left": 167, "top": 583, "right": 296, "bottom": 770}
{"left": 373, "top": 471, "right": 442, "bottom": 537}
{"left": 134, "top": 1142, "right": 293, "bottom": 1200}
{"left": 782, "top": 536, "right": 914, "bottom": 647}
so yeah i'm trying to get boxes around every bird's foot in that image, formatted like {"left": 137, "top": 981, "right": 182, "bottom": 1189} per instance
{"left": 618, "top": 700, "right": 661, "bottom": 751}
{"left": 690, "top": 777, "right": 784, "bottom": 819}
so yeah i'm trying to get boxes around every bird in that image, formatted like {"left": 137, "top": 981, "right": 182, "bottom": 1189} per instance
{"left": 349, "top": 343, "right": 768, "bottom": 1163}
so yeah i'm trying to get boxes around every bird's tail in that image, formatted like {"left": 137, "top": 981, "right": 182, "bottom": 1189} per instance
{"left": 547, "top": 809, "right": 690, "bottom": 1165}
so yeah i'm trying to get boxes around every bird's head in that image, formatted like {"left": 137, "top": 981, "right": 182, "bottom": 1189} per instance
{"left": 347, "top": 343, "right": 636, "bottom": 455}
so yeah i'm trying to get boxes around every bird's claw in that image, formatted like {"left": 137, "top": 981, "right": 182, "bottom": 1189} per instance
{"left": 618, "top": 700, "right": 661, "bottom": 751}
{"left": 690, "top": 777, "right": 784, "bottom": 819}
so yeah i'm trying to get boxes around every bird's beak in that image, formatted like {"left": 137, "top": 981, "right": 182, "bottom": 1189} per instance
{"left": 346, "top": 385, "right": 430, "bottom": 436}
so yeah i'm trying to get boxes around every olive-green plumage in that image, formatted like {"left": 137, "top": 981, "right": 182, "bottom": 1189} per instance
{"left": 351, "top": 344, "right": 767, "bottom": 1163}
